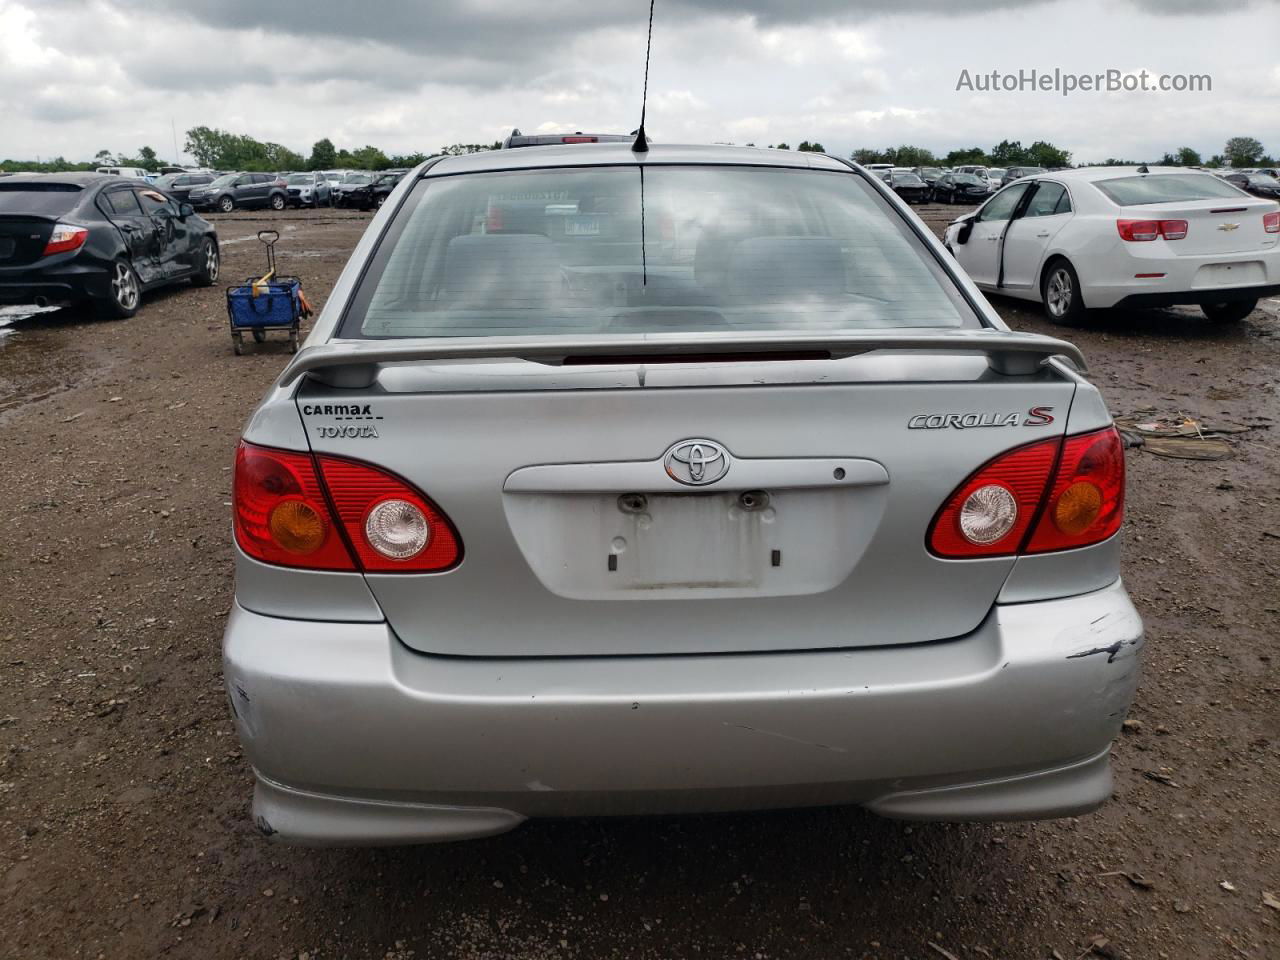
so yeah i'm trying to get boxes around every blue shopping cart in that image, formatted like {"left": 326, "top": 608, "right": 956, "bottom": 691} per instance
{"left": 225, "top": 230, "right": 311, "bottom": 355}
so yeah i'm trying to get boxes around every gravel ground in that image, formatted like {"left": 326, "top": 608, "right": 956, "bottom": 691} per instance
{"left": 1, "top": 205, "right": 1277, "bottom": 960}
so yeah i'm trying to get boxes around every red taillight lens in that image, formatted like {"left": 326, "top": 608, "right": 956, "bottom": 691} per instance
{"left": 233, "top": 442, "right": 356, "bottom": 570}
{"left": 42, "top": 223, "right": 88, "bottom": 256}
{"left": 1116, "top": 219, "right": 1158, "bottom": 242}
{"left": 928, "top": 427, "right": 1126, "bottom": 558}
{"left": 1025, "top": 427, "right": 1125, "bottom": 553}
{"left": 233, "top": 442, "right": 462, "bottom": 572}
{"left": 1116, "top": 219, "right": 1186, "bottom": 241}
{"left": 1265, "top": 211, "right": 1280, "bottom": 234}
{"left": 315, "top": 455, "right": 462, "bottom": 572}
{"left": 927, "top": 437, "right": 1060, "bottom": 558}
{"left": 562, "top": 136, "right": 598, "bottom": 143}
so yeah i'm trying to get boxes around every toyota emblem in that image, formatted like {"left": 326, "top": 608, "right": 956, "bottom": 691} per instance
{"left": 664, "top": 439, "right": 731, "bottom": 486}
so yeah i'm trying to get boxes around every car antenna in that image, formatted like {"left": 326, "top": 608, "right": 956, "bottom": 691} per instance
{"left": 632, "top": 0, "right": 655, "bottom": 153}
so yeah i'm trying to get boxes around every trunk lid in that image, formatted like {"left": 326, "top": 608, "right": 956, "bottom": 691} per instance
{"left": 1124, "top": 198, "right": 1278, "bottom": 256}
{"left": 296, "top": 352, "right": 1076, "bottom": 657}
{"left": 0, "top": 216, "right": 56, "bottom": 267}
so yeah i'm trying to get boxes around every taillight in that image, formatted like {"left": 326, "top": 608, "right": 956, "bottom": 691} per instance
{"left": 1116, "top": 219, "right": 1186, "bottom": 241}
{"left": 562, "top": 136, "right": 598, "bottom": 143}
{"left": 1024, "top": 427, "right": 1125, "bottom": 553}
{"left": 233, "top": 442, "right": 462, "bottom": 572}
{"left": 42, "top": 224, "right": 88, "bottom": 256}
{"left": 233, "top": 442, "right": 356, "bottom": 570}
{"left": 315, "top": 455, "right": 462, "bottom": 572}
{"left": 927, "top": 438, "right": 1060, "bottom": 558}
{"left": 928, "top": 427, "right": 1125, "bottom": 558}
{"left": 1265, "top": 211, "right": 1280, "bottom": 234}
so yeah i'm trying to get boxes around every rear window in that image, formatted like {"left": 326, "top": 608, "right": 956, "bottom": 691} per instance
{"left": 0, "top": 182, "right": 83, "bottom": 216}
{"left": 1093, "top": 174, "right": 1245, "bottom": 206}
{"left": 345, "top": 166, "right": 976, "bottom": 339}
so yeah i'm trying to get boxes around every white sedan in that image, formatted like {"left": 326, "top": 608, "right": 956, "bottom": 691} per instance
{"left": 943, "top": 166, "right": 1280, "bottom": 324}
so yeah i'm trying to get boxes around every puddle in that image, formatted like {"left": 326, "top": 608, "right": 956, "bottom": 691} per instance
{"left": 0, "top": 305, "right": 90, "bottom": 418}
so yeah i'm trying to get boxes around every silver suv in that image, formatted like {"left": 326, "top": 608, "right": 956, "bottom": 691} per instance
{"left": 224, "top": 144, "right": 1142, "bottom": 846}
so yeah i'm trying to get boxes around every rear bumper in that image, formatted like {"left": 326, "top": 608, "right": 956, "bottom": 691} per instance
{"left": 223, "top": 579, "right": 1143, "bottom": 845}
{"left": 0, "top": 262, "right": 111, "bottom": 304}
{"left": 1083, "top": 245, "right": 1280, "bottom": 308}
{"left": 1112, "top": 283, "right": 1280, "bottom": 309}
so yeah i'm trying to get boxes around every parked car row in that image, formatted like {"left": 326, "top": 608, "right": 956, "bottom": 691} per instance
{"left": 0, "top": 173, "right": 219, "bottom": 318}
{"left": 187, "top": 173, "right": 290, "bottom": 213}
{"left": 942, "top": 166, "right": 1280, "bottom": 325}
{"left": 865, "top": 163, "right": 1050, "bottom": 204}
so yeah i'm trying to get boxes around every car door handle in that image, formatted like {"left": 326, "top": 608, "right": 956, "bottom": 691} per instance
{"left": 120, "top": 224, "right": 136, "bottom": 232}
{"left": 1036, "top": 231, "right": 1051, "bottom": 238}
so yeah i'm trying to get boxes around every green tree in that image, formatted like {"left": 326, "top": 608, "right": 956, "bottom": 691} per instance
{"left": 1176, "top": 146, "right": 1203, "bottom": 166}
{"left": 388, "top": 152, "right": 429, "bottom": 168}
{"left": 944, "top": 146, "right": 987, "bottom": 166}
{"left": 851, "top": 148, "right": 886, "bottom": 164}
{"left": 772, "top": 142, "right": 791, "bottom": 150}
{"left": 131, "top": 146, "right": 161, "bottom": 171}
{"left": 796, "top": 141, "right": 826, "bottom": 153}
{"left": 184, "top": 126, "right": 230, "bottom": 167}
{"left": 988, "top": 139, "right": 1029, "bottom": 165}
{"left": 1223, "top": 136, "right": 1264, "bottom": 167}
{"left": 93, "top": 149, "right": 114, "bottom": 165}
{"left": 885, "top": 145, "right": 936, "bottom": 166}
{"left": 350, "top": 145, "right": 391, "bottom": 170}
{"left": 1025, "top": 140, "right": 1070, "bottom": 168}
{"left": 308, "top": 138, "right": 337, "bottom": 170}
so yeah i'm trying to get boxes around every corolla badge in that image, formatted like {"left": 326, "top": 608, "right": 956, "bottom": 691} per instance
{"left": 664, "top": 439, "right": 731, "bottom": 486}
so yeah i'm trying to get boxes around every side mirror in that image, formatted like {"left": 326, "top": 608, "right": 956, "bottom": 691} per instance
{"left": 953, "top": 213, "right": 976, "bottom": 245}
{"left": 178, "top": 203, "right": 195, "bottom": 219}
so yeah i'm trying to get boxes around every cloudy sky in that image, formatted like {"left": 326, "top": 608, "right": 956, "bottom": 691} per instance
{"left": 1, "top": 0, "right": 1276, "bottom": 165}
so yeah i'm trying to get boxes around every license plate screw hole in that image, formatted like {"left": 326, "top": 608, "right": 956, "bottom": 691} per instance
{"left": 618, "top": 493, "right": 648, "bottom": 514}
{"left": 833, "top": 467, "right": 846, "bottom": 480}
{"left": 738, "top": 490, "right": 770, "bottom": 511}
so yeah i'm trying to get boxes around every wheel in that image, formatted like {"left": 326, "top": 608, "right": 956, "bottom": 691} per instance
{"left": 377, "top": 195, "right": 386, "bottom": 208}
{"left": 95, "top": 260, "right": 141, "bottom": 319}
{"left": 1041, "top": 259, "right": 1088, "bottom": 326}
{"left": 1201, "top": 300, "right": 1256, "bottom": 323}
{"left": 251, "top": 328, "right": 267, "bottom": 343}
{"left": 269, "top": 194, "right": 285, "bottom": 211}
{"left": 288, "top": 328, "right": 299, "bottom": 353}
{"left": 191, "top": 239, "right": 219, "bottom": 287}
{"left": 231, "top": 329, "right": 244, "bottom": 355}
{"left": 312, "top": 194, "right": 320, "bottom": 209}
{"left": 218, "top": 195, "right": 234, "bottom": 213}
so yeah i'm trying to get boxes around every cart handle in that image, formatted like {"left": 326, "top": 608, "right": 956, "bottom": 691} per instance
{"left": 258, "top": 230, "right": 280, "bottom": 245}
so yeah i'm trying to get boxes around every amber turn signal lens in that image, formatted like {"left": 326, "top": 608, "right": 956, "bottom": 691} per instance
{"left": 268, "top": 499, "right": 327, "bottom": 554}
{"left": 1053, "top": 481, "right": 1102, "bottom": 535}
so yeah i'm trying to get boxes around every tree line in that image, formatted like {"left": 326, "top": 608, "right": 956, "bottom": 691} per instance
{"left": 1, "top": 130, "right": 1272, "bottom": 174}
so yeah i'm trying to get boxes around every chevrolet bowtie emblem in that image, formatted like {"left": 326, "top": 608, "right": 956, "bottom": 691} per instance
{"left": 1217, "top": 223, "right": 1240, "bottom": 232}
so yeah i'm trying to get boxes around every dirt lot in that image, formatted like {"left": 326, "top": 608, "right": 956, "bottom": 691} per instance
{"left": 1, "top": 205, "right": 1277, "bottom": 960}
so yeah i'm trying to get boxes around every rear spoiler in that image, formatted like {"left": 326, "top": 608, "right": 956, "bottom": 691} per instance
{"left": 278, "top": 330, "right": 1086, "bottom": 388}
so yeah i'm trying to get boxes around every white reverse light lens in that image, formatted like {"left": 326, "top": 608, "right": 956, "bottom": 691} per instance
{"left": 959, "top": 484, "right": 1018, "bottom": 545}
{"left": 364, "top": 499, "right": 430, "bottom": 560}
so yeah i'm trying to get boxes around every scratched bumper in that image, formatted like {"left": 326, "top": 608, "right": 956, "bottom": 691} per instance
{"left": 223, "top": 579, "right": 1142, "bottom": 845}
